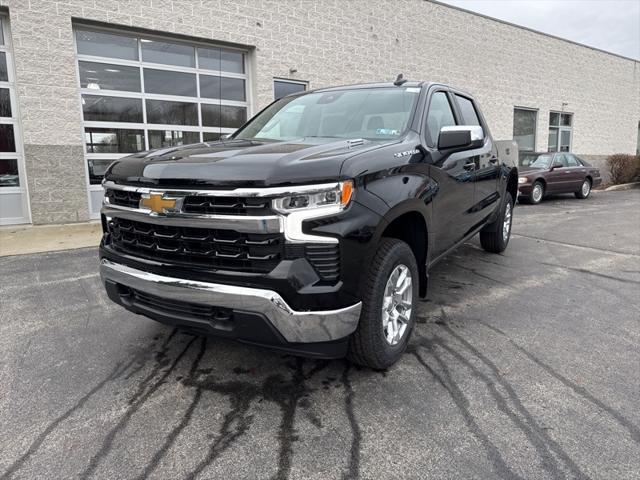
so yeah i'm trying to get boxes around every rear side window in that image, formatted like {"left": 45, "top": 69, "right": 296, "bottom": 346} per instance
{"left": 455, "top": 95, "right": 483, "bottom": 132}
{"left": 426, "top": 91, "right": 456, "bottom": 145}
{"left": 566, "top": 154, "right": 580, "bottom": 166}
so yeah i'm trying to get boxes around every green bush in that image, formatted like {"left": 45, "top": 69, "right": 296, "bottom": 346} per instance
{"left": 606, "top": 154, "right": 640, "bottom": 185}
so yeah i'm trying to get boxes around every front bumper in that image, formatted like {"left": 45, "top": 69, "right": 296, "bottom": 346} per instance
{"left": 100, "top": 259, "right": 361, "bottom": 346}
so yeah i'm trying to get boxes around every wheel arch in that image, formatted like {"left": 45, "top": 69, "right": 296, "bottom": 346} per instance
{"left": 375, "top": 206, "right": 429, "bottom": 297}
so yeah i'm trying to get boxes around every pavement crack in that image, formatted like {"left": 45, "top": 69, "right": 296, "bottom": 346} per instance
{"left": 134, "top": 336, "right": 208, "bottom": 480}
{"left": 479, "top": 321, "right": 640, "bottom": 445}
{"left": 80, "top": 333, "right": 197, "bottom": 478}
{"left": 0, "top": 331, "right": 170, "bottom": 480}
{"left": 438, "top": 325, "right": 590, "bottom": 480}
{"left": 540, "top": 262, "right": 640, "bottom": 285}
{"left": 409, "top": 340, "right": 525, "bottom": 480}
{"left": 512, "top": 234, "right": 640, "bottom": 258}
{"left": 450, "top": 263, "right": 509, "bottom": 286}
{"left": 340, "top": 363, "right": 361, "bottom": 480}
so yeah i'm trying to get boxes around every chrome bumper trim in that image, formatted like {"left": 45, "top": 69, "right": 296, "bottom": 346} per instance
{"left": 101, "top": 205, "right": 283, "bottom": 234}
{"left": 100, "top": 259, "right": 361, "bottom": 343}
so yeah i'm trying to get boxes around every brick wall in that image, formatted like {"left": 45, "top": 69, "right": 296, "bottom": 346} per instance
{"left": 1, "top": 0, "right": 638, "bottom": 223}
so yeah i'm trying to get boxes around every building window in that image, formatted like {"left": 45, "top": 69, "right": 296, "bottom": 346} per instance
{"left": 513, "top": 108, "right": 537, "bottom": 159}
{"left": 274, "top": 79, "right": 307, "bottom": 100}
{"left": 73, "top": 25, "right": 250, "bottom": 196}
{"left": 548, "top": 111, "right": 572, "bottom": 152}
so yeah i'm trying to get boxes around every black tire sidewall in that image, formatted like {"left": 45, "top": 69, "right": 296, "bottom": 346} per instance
{"left": 353, "top": 239, "right": 419, "bottom": 367}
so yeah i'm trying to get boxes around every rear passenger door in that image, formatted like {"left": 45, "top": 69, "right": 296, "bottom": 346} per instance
{"left": 452, "top": 94, "right": 499, "bottom": 224}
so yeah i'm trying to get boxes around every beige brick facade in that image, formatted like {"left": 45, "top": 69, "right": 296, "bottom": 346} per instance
{"left": 0, "top": 0, "right": 638, "bottom": 224}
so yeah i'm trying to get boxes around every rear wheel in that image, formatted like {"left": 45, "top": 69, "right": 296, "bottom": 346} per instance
{"left": 530, "top": 181, "right": 544, "bottom": 204}
{"left": 575, "top": 178, "right": 591, "bottom": 199}
{"left": 347, "top": 238, "right": 418, "bottom": 370}
{"left": 480, "top": 192, "right": 513, "bottom": 253}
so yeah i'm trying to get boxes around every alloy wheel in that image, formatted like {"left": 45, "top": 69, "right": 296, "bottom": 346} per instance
{"left": 382, "top": 264, "right": 412, "bottom": 345}
{"left": 582, "top": 180, "right": 590, "bottom": 196}
{"left": 532, "top": 184, "right": 543, "bottom": 203}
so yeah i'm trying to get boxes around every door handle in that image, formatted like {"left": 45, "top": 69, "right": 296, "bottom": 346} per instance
{"left": 463, "top": 162, "right": 475, "bottom": 171}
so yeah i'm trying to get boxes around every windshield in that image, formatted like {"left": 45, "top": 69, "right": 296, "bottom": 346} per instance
{"left": 530, "top": 154, "right": 554, "bottom": 169}
{"left": 234, "top": 87, "right": 421, "bottom": 142}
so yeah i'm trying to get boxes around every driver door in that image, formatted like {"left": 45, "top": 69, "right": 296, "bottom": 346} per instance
{"left": 424, "top": 89, "right": 476, "bottom": 258}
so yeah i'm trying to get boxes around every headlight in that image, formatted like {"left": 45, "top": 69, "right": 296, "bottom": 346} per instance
{"left": 272, "top": 181, "right": 353, "bottom": 213}
{"left": 518, "top": 176, "right": 528, "bottom": 184}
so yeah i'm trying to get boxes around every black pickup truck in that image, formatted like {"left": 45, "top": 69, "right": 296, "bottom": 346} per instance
{"left": 99, "top": 81, "right": 518, "bottom": 369}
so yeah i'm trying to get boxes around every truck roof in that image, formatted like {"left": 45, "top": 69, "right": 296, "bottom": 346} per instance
{"left": 295, "top": 81, "right": 474, "bottom": 99}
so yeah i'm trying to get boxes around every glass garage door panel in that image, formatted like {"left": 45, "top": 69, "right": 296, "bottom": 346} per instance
{"left": 0, "top": 16, "right": 29, "bottom": 225}
{"left": 75, "top": 26, "right": 250, "bottom": 218}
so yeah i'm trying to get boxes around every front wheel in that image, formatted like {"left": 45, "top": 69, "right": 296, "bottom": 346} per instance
{"left": 347, "top": 238, "right": 418, "bottom": 370}
{"left": 480, "top": 192, "right": 513, "bottom": 253}
{"left": 575, "top": 178, "right": 591, "bottom": 199}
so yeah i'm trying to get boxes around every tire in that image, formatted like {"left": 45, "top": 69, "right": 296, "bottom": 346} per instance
{"left": 347, "top": 238, "right": 419, "bottom": 370}
{"left": 530, "top": 181, "right": 544, "bottom": 204}
{"left": 575, "top": 178, "right": 591, "bottom": 199}
{"left": 480, "top": 192, "right": 513, "bottom": 254}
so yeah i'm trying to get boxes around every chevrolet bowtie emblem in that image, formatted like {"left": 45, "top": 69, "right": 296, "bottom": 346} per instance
{"left": 139, "top": 193, "right": 182, "bottom": 214}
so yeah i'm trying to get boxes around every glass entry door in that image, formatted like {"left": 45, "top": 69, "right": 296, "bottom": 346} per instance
{"left": 0, "top": 15, "right": 29, "bottom": 225}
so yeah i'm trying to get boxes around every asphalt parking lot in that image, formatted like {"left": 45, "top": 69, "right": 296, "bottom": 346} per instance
{"left": 1, "top": 190, "right": 639, "bottom": 480}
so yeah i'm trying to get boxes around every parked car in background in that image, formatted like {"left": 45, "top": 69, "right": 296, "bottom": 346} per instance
{"left": 518, "top": 152, "right": 601, "bottom": 204}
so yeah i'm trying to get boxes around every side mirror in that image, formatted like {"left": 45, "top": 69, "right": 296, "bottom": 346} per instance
{"left": 438, "top": 126, "right": 484, "bottom": 151}
{"left": 550, "top": 161, "right": 563, "bottom": 170}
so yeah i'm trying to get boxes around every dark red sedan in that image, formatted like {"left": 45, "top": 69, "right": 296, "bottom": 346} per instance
{"left": 518, "top": 152, "right": 602, "bottom": 204}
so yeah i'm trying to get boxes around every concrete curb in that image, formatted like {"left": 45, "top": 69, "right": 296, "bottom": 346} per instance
{"left": 604, "top": 182, "right": 640, "bottom": 192}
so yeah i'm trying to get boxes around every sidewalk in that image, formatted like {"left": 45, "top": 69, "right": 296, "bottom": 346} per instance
{"left": 0, "top": 222, "right": 102, "bottom": 257}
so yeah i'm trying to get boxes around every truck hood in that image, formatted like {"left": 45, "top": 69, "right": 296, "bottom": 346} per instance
{"left": 105, "top": 137, "right": 387, "bottom": 188}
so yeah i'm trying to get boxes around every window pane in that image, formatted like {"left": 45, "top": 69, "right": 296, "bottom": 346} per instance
{"left": 566, "top": 154, "right": 579, "bottom": 167}
{"left": 200, "top": 75, "right": 245, "bottom": 101}
{"left": 199, "top": 75, "right": 220, "bottom": 99}
{"left": 560, "top": 130, "right": 571, "bottom": 152}
{"left": 513, "top": 108, "right": 536, "bottom": 152}
{"left": 549, "top": 112, "right": 560, "bottom": 126}
{"left": 0, "top": 159, "right": 19, "bottom": 187}
{"left": 561, "top": 113, "right": 572, "bottom": 127}
{"left": 202, "top": 104, "right": 246, "bottom": 128}
{"left": 548, "top": 127, "right": 559, "bottom": 152}
{"left": 0, "top": 18, "right": 4, "bottom": 46}
{"left": 144, "top": 68, "right": 197, "bottom": 97}
{"left": 75, "top": 29, "right": 138, "bottom": 60}
{"left": 0, "top": 124, "right": 16, "bottom": 151}
{"left": 274, "top": 80, "right": 306, "bottom": 100}
{"left": 79, "top": 61, "right": 141, "bottom": 92}
{"left": 426, "top": 92, "right": 456, "bottom": 144}
{"left": 84, "top": 128, "right": 145, "bottom": 153}
{"left": 221, "top": 105, "right": 247, "bottom": 128}
{"left": 0, "top": 88, "right": 11, "bottom": 117}
{"left": 149, "top": 130, "right": 200, "bottom": 149}
{"left": 198, "top": 47, "right": 220, "bottom": 70}
{"left": 201, "top": 104, "right": 220, "bottom": 127}
{"left": 221, "top": 77, "right": 245, "bottom": 101}
{"left": 146, "top": 99, "right": 198, "bottom": 125}
{"left": 455, "top": 95, "right": 482, "bottom": 129}
{"left": 141, "top": 39, "right": 195, "bottom": 67}
{"left": 221, "top": 50, "right": 244, "bottom": 73}
{"left": 203, "top": 131, "right": 222, "bottom": 142}
{"left": 82, "top": 95, "right": 143, "bottom": 122}
{"left": 87, "top": 158, "right": 116, "bottom": 185}
{"left": 0, "top": 52, "right": 7, "bottom": 82}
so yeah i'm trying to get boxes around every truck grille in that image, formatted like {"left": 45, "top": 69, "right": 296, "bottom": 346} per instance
{"left": 107, "top": 217, "right": 283, "bottom": 273}
{"left": 105, "top": 189, "right": 141, "bottom": 209}
{"left": 104, "top": 188, "right": 273, "bottom": 216}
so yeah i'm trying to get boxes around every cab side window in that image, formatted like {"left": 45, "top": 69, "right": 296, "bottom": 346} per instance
{"left": 426, "top": 91, "right": 456, "bottom": 146}
{"left": 455, "top": 95, "right": 483, "bottom": 131}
